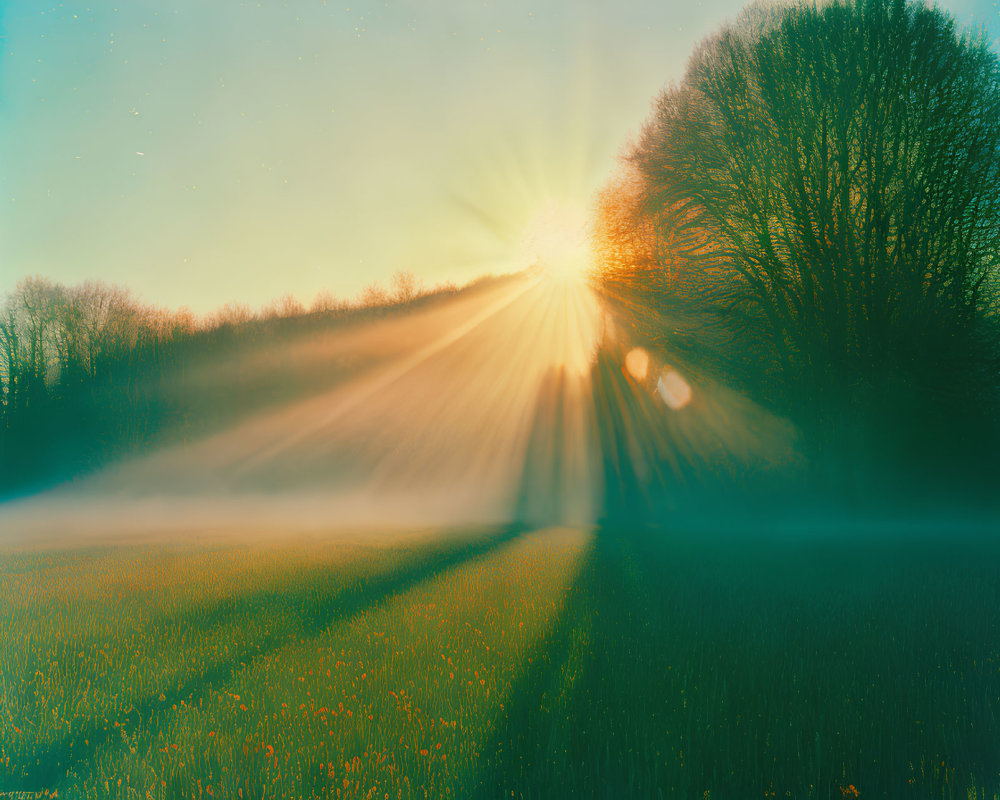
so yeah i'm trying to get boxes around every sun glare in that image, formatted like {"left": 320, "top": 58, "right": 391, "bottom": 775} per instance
{"left": 517, "top": 204, "right": 592, "bottom": 282}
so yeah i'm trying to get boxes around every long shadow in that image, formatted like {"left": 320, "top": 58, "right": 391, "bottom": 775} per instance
{"left": 483, "top": 530, "right": 1000, "bottom": 799}
{"left": 10, "top": 523, "right": 532, "bottom": 791}
{"left": 475, "top": 536, "right": 596, "bottom": 798}
{"left": 481, "top": 346, "right": 1000, "bottom": 798}
{"left": 589, "top": 344, "right": 776, "bottom": 527}
{"left": 478, "top": 346, "right": 706, "bottom": 798}
{"left": 478, "top": 350, "right": 666, "bottom": 797}
{"left": 478, "top": 528, "right": 671, "bottom": 799}
{"left": 513, "top": 367, "right": 571, "bottom": 526}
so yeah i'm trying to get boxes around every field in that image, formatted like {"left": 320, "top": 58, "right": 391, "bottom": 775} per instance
{"left": 3, "top": 524, "right": 1000, "bottom": 799}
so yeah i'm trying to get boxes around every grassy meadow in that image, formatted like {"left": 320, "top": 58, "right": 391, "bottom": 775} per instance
{"left": 3, "top": 525, "right": 1000, "bottom": 799}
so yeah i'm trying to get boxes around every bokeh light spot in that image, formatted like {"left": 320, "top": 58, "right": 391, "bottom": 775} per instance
{"left": 657, "top": 368, "right": 692, "bottom": 410}
{"left": 625, "top": 347, "right": 649, "bottom": 382}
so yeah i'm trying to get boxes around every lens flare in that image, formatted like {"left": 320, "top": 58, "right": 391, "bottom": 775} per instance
{"left": 624, "top": 347, "right": 649, "bottom": 382}
{"left": 656, "top": 368, "right": 692, "bottom": 410}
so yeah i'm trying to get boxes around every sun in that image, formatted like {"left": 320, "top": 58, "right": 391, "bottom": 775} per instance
{"left": 517, "top": 204, "right": 593, "bottom": 282}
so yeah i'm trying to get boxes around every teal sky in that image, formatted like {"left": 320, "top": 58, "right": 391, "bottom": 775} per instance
{"left": 2, "top": 0, "right": 998, "bottom": 314}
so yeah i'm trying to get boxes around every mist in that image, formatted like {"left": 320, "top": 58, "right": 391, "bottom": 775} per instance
{"left": 0, "top": 269, "right": 805, "bottom": 547}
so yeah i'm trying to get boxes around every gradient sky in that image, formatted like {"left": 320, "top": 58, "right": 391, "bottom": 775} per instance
{"left": 2, "top": 0, "right": 998, "bottom": 314}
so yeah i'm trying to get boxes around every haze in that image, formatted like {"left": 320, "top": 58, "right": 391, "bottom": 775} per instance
{"left": 2, "top": 0, "right": 996, "bottom": 314}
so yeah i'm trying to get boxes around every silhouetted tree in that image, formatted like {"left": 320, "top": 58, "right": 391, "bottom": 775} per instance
{"left": 613, "top": 0, "right": 1000, "bottom": 488}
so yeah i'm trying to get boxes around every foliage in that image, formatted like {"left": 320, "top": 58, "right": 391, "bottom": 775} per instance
{"left": 597, "top": 0, "right": 1000, "bottom": 493}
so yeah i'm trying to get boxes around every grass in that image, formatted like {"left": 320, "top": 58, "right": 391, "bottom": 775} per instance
{"left": 2, "top": 524, "right": 1000, "bottom": 798}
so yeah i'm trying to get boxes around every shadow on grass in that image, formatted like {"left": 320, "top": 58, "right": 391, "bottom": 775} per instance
{"left": 478, "top": 528, "right": 677, "bottom": 799}
{"left": 11, "top": 523, "right": 532, "bottom": 791}
{"left": 480, "top": 526, "right": 1000, "bottom": 799}
{"left": 481, "top": 349, "right": 1000, "bottom": 798}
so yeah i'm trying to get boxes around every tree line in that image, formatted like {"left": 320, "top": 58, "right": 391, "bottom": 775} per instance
{"left": 594, "top": 0, "right": 1000, "bottom": 504}
{"left": 0, "top": 270, "right": 450, "bottom": 493}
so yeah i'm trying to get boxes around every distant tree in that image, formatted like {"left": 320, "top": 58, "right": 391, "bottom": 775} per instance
{"left": 3, "top": 278, "right": 62, "bottom": 403}
{"left": 211, "top": 301, "right": 256, "bottom": 328}
{"left": 626, "top": 0, "right": 1000, "bottom": 420}
{"left": 358, "top": 282, "right": 390, "bottom": 308}
{"left": 311, "top": 289, "right": 346, "bottom": 314}
{"left": 0, "top": 292, "right": 27, "bottom": 427}
{"left": 64, "top": 281, "right": 140, "bottom": 380}
{"left": 390, "top": 271, "right": 422, "bottom": 304}
{"left": 263, "top": 294, "right": 305, "bottom": 320}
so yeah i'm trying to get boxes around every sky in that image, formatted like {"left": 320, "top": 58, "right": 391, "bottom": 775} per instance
{"left": 1, "top": 0, "right": 999, "bottom": 315}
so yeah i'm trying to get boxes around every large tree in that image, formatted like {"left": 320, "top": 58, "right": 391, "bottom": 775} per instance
{"left": 626, "top": 0, "right": 1000, "bottom": 427}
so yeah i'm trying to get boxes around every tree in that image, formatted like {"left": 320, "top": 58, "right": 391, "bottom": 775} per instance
{"left": 358, "top": 282, "right": 389, "bottom": 308}
{"left": 627, "top": 0, "right": 1000, "bottom": 426}
{"left": 211, "top": 301, "right": 256, "bottom": 328}
{"left": 593, "top": 165, "right": 663, "bottom": 301}
{"left": 263, "top": 294, "right": 305, "bottom": 320}
{"left": 390, "top": 270, "right": 422, "bottom": 304}
{"left": 312, "top": 289, "right": 346, "bottom": 313}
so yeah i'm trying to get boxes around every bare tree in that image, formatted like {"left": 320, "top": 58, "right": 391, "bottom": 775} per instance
{"left": 312, "top": 289, "right": 346, "bottom": 314}
{"left": 390, "top": 271, "right": 422, "bottom": 304}
{"left": 210, "top": 301, "right": 256, "bottom": 329}
{"left": 358, "top": 282, "right": 389, "bottom": 308}
{"left": 626, "top": 0, "right": 1000, "bottom": 414}
{"left": 262, "top": 294, "right": 305, "bottom": 320}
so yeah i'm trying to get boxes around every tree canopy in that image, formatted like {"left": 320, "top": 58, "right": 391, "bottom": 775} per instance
{"left": 594, "top": 0, "right": 1000, "bottom": 494}
{"left": 629, "top": 0, "right": 1000, "bottom": 394}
